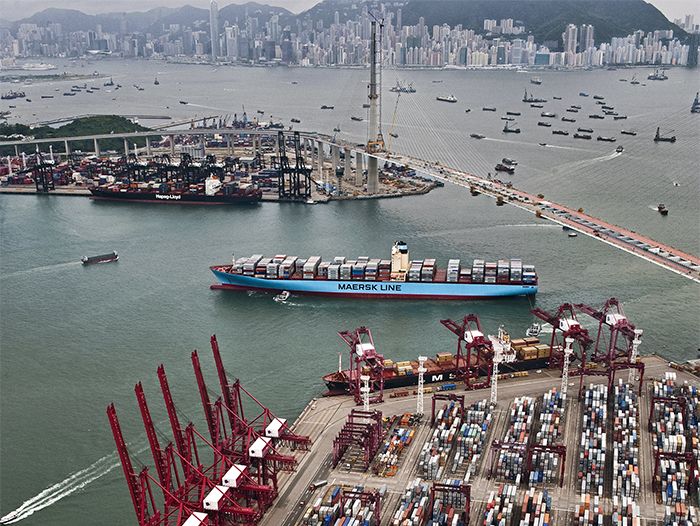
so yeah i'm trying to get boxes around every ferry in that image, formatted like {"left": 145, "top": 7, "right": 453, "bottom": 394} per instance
{"left": 210, "top": 242, "right": 537, "bottom": 300}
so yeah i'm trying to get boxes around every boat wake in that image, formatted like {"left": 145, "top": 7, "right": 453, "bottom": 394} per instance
{"left": 0, "top": 454, "right": 119, "bottom": 524}
{"left": 0, "top": 261, "right": 81, "bottom": 281}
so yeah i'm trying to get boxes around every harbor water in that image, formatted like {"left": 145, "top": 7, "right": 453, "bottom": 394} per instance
{"left": 1, "top": 61, "right": 699, "bottom": 524}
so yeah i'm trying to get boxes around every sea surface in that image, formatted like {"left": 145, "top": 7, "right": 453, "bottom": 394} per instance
{"left": 1, "top": 60, "right": 699, "bottom": 525}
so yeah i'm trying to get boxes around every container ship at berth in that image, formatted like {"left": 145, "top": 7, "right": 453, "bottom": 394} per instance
{"left": 323, "top": 334, "right": 551, "bottom": 395}
{"left": 210, "top": 241, "right": 537, "bottom": 299}
{"left": 89, "top": 175, "right": 262, "bottom": 204}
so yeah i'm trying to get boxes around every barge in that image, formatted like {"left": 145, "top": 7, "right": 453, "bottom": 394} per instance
{"left": 210, "top": 241, "right": 537, "bottom": 300}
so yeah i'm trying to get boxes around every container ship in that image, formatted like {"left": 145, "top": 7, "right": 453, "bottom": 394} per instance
{"left": 323, "top": 334, "right": 551, "bottom": 395}
{"left": 210, "top": 241, "right": 537, "bottom": 300}
{"left": 89, "top": 175, "right": 262, "bottom": 204}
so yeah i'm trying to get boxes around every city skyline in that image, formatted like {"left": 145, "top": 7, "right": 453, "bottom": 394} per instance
{"left": 2, "top": 0, "right": 700, "bottom": 23}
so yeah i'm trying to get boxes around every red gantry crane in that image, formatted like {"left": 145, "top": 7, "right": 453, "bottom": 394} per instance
{"left": 440, "top": 314, "right": 494, "bottom": 390}
{"left": 338, "top": 327, "right": 385, "bottom": 405}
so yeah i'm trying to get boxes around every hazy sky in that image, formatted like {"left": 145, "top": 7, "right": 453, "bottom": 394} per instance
{"left": 1, "top": 0, "right": 698, "bottom": 23}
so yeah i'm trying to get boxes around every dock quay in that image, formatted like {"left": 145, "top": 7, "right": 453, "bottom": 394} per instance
{"left": 106, "top": 316, "right": 700, "bottom": 526}
{"left": 1, "top": 127, "right": 698, "bottom": 282}
{"left": 263, "top": 353, "right": 697, "bottom": 526}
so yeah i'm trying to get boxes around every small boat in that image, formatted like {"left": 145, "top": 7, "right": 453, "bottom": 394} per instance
{"left": 63, "top": 92, "right": 76, "bottom": 96}
{"left": 464, "top": 108, "right": 471, "bottom": 113}
{"left": 568, "top": 232, "right": 578, "bottom": 238}
{"left": 539, "top": 142, "right": 547, "bottom": 146}
{"left": 657, "top": 203, "right": 669, "bottom": 216}
{"left": 589, "top": 114, "right": 604, "bottom": 119}
{"left": 104, "top": 77, "right": 114, "bottom": 86}
{"left": 506, "top": 111, "right": 521, "bottom": 116}
{"left": 552, "top": 96, "right": 562, "bottom": 100}
{"left": 362, "top": 103, "right": 370, "bottom": 108}
{"left": 621, "top": 130, "right": 637, "bottom": 136}
{"left": 41, "top": 95, "right": 54, "bottom": 99}
{"left": 630, "top": 76, "right": 640, "bottom": 85}
{"left": 597, "top": 136, "right": 616, "bottom": 142}
{"left": 389, "top": 132, "right": 399, "bottom": 139}
{"left": 601, "top": 105, "right": 614, "bottom": 110}
{"left": 530, "top": 103, "right": 544, "bottom": 108}
{"left": 274, "top": 290, "right": 291, "bottom": 302}
{"left": 25, "top": 98, "right": 32, "bottom": 102}
{"left": 81, "top": 251, "right": 118, "bottom": 265}
{"left": 530, "top": 77, "right": 542, "bottom": 85}
{"left": 351, "top": 116, "right": 363, "bottom": 122}
{"left": 257, "top": 110, "right": 265, "bottom": 114}
{"left": 604, "top": 111, "right": 618, "bottom": 116}
{"left": 691, "top": 92, "right": 700, "bottom": 113}
{"left": 593, "top": 95, "right": 604, "bottom": 100}
{"left": 537, "top": 121, "right": 552, "bottom": 127}
{"left": 571, "top": 105, "right": 582, "bottom": 110}
{"left": 502, "top": 158, "right": 517, "bottom": 166}
{"left": 437, "top": 95, "right": 458, "bottom": 103}
{"left": 562, "top": 117, "right": 576, "bottom": 123}
{"left": 647, "top": 69, "right": 668, "bottom": 81}
{"left": 619, "top": 78, "right": 627, "bottom": 82}
{"left": 574, "top": 133, "right": 592, "bottom": 139}
{"left": 502, "top": 122, "right": 520, "bottom": 133}
{"left": 482, "top": 106, "right": 496, "bottom": 111}
{"left": 291, "top": 81, "right": 298, "bottom": 85}
{"left": 540, "top": 112, "right": 556, "bottom": 118}
{"left": 653, "top": 127, "right": 676, "bottom": 143}
{"left": 552, "top": 130, "right": 569, "bottom": 136}
{"left": 501, "top": 116, "right": 515, "bottom": 121}
{"left": 495, "top": 163, "right": 515, "bottom": 174}
{"left": 470, "top": 133, "right": 485, "bottom": 139}
{"left": 333, "top": 126, "right": 341, "bottom": 132}
{"left": 613, "top": 115, "right": 627, "bottom": 120}
{"left": 154, "top": 77, "right": 160, "bottom": 85}
{"left": 291, "top": 118, "right": 301, "bottom": 123}
{"left": 566, "top": 108, "right": 579, "bottom": 113}
{"left": 616, "top": 146, "right": 624, "bottom": 153}
{"left": 179, "top": 100, "right": 188, "bottom": 105}
{"left": 525, "top": 323, "right": 541, "bottom": 337}
{"left": 432, "top": 80, "right": 443, "bottom": 83}
{"left": 320, "top": 105, "right": 334, "bottom": 110}
{"left": 577, "top": 127, "right": 593, "bottom": 133}
{"left": 596, "top": 101, "right": 606, "bottom": 106}
{"left": 579, "top": 92, "right": 589, "bottom": 97}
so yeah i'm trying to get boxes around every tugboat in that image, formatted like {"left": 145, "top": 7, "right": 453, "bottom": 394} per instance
{"left": 691, "top": 92, "right": 700, "bottom": 113}
{"left": 273, "top": 290, "right": 290, "bottom": 303}
{"left": 657, "top": 204, "right": 669, "bottom": 216}
{"left": 616, "top": 145, "right": 624, "bottom": 153}
{"left": 81, "top": 251, "right": 119, "bottom": 265}
{"left": 503, "top": 122, "right": 520, "bottom": 133}
{"left": 525, "top": 323, "right": 541, "bottom": 337}
{"left": 653, "top": 127, "right": 676, "bottom": 143}
{"left": 437, "top": 95, "right": 458, "bottom": 103}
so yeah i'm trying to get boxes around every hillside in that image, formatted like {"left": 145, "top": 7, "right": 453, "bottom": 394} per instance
{"left": 398, "top": 0, "right": 684, "bottom": 44}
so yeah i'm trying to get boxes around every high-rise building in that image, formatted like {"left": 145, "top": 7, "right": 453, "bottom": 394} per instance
{"left": 209, "top": 1, "right": 220, "bottom": 59}
{"left": 562, "top": 23, "right": 578, "bottom": 53}
{"left": 579, "top": 24, "right": 594, "bottom": 51}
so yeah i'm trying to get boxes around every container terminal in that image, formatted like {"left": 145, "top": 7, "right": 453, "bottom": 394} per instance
{"left": 107, "top": 298, "right": 699, "bottom": 526}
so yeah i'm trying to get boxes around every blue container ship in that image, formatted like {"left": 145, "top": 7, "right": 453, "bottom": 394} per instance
{"left": 210, "top": 242, "right": 537, "bottom": 300}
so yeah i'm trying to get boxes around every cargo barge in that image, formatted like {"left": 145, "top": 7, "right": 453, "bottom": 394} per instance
{"left": 210, "top": 241, "right": 538, "bottom": 300}
{"left": 89, "top": 175, "right": 262, "bottom": 205}
{"left": 323, "top": 334, "right": 551, "bottom": 395}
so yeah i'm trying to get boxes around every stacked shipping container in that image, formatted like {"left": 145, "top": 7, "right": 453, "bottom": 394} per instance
{"left": 530, "top": 388, "right": 566, "bottom": 485}
{"left": 612, "top": 381, "right": 641, "bottom": 499}
{"left": 452, "top": 400, "right": 492, "bottom": 481}
{"left": 301, "top": 485, "right": 378, "bottom": 526}
{"left": 483, "top": 484, "right": 517, "bottom": 526}
{"left": 392, "top": 478, "right": 429, "bottom": 526}
{"left": 495, "top": 397, "right": 535, "bottom": 483}
{"left": 518, "top": 487, "right": 552, "bottom": 526}
{"left": 420, "top": 402, "right": 461, "bottom": 480}
{"left": 579, "top": 384, "right": 607, "bottom": 496}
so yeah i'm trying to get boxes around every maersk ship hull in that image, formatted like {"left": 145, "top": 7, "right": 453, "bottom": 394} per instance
{"left": 210, "top": 268, "right": 537, "bottom": 299}
{"left": 89, "top": 188, "right": 261, "bottom": 205}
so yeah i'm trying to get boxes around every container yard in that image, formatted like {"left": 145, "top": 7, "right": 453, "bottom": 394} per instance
{"left": 106, "top": 303, "right": 699, "bottom": 526}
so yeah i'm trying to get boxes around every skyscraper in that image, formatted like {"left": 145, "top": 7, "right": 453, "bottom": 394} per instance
{"left": 562, "top": 23, "right": 578, "bottom": 53}
{"left": 210, "top": 1, "right": 220, "bottom": 60}
{"left": 579, "top": 24, "right": 595, "bottom": 51}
